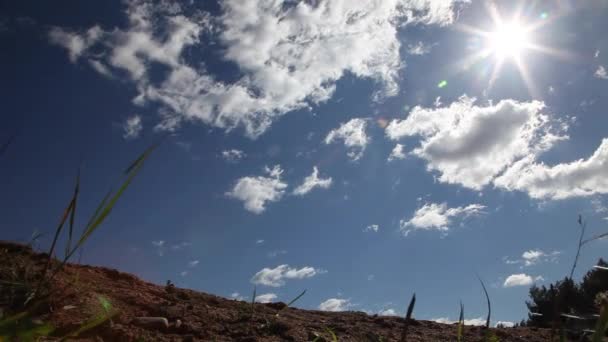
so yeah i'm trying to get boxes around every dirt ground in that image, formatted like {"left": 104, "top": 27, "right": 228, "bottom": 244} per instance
{"left": 0, "top": 241, "right": 560, "bottom": 341}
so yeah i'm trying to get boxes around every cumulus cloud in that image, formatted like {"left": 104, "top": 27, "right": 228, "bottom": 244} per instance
{"left": 503, "top": 273, "right": 542, "bottom": 287}
{"left": 386, "top": 96, "right": 567, "bottom": 190}
{"left": 251, "top": 264, "right": 323, "bottom": 287}
{"left": 433, "top": 317, "right": 486, "bottom": 326}
{"left": 123, "top": 114, "right": 143, "bottom": 140}
{"left": 293, "top": 167, "right": 332, "bottom": 196}
{"left": 188, "top": 260, "right": 200, "bottom": 267}
{"left": 227, "top": 165, "right": 287, "bottom": 214}
{"left": 595, "top": 65, "right": 608, "bottom": 79}
{"left": 50, "top": 0, "right": 465, "bottom": 138}
{"left": 319, "top": 298, "right": 351, "bottom": 312}
{"left": 379, "top": 308, "right": 398, "bottom": 316}
{"left": 388, "top": 144, "right": 407, "bottom": 161}
{"left": 494, "top": 139, "right": 608, "bottom": 199}
{"left": 255, "top": 293, "right": 278, "bottom": 303}
{"left": 364, "top": 224, "right": 379, "bottom": 233}
{"left": 325, "top": 118, "right": 369, "bottom": 161}
{"left": 222, "top": 149, "right": 246, "bottom": 163}
{"left": 400, "top": 202, "right": 485, "bottom": 235}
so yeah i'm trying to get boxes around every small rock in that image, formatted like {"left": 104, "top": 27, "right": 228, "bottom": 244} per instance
{"left": 175, "top": 319, "right": 182, "bottom": 328}
{"left": 132, "top": 317, "right": 169, "bottom": 330}
{"left": 63, "top": 305, "right": 77, "bottom": 311}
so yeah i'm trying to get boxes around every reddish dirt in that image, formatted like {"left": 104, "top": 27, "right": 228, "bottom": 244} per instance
{"left": 0, "top": 240, "right": 556, "bottom": 341}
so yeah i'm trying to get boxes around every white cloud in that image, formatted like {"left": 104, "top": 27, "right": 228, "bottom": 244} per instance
{"left": 433, "top": 317, "right": 486, "bottom": 326}
{"left": 595, "top": 65, "right": 608, "bottom": 79}
{"left": 49, "top": 26, "right": 102, "bottom": 63}
{"left": 89, "top": 60, "right": 113, "bottom": 78}
{"left": 255, "top": 293, "right": 278, "bottom": 303}
{"left": 386, "top": 96, "right": 567, "bottom": 190}
{"left": 319, "top": 298, "right": 351, "bottom": 312}
{"left": 400, "top": 202, "right": 485, "bottom": 235}
{"left": 406, "top": 41, "right": 433, "bottom": 55}
{"left": 495, "top": 321, "right": 515, "bottom": 328}
{"left": 50, "top": 0, "right": 465, "bottom": 138}
{"left": 123, "top": 114, "right": 143, "bottom": 140}
{"left": 325, "top": 118, "right": 369, "bottom": 161}
{"left": 388, "top": 143, "right": 407, "bottom": 161}
{"left": 379, "top": 308, "right": 398, "bottom": 316}
{"left": 251, "top": 264, "right": 323, "bottom": 287}
{"left": 188, "top": 260, "right": 199, "bottom": 267}
{"left": 364, "top": 224, "right": 379, "bottom": 233}
{"left": 230, "top": 292, "right": 245, "bottom": 300}
{"left": 519, "top": 249, "right": 560, "bottom": 267}
{"left": 180, "top": 271, "right": 188, "bottom": 277}
{"left": 293, "top": 167, "right": 332, "bottom": 196}
{"left": 222, "top": 149, "right": 246, "bottom": 163}
{"left": 256, "top": 239, "right": 265, "bottom": 245}
{"left": 522, "top": 250, "right": 543, "bottom": 266}
{"left": 494, "top": 139, "right": 608, "bottom": 200}
{"left": 227, "top": 165, "right": 287, "bottom": 214}
{"left": 503, "top": 273, "right": 542, "bottom": 287}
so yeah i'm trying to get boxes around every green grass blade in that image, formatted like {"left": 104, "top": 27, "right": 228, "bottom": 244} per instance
{"left": 69, "top": 144, "right": 157, "bottom": 260}
{"left": 84, "top": 188, "right": 112, "bottom": 232}
{"left": 592, "top": 302, "right": 608, "bottom": 342}
{"left": 478, "top": 276, "right": 491, "bottom": 328}
{"left": 285, "top": 289, "right": 307, "bottom": 309}
{"left": 458, "top": 301, "right": 464, "bottom": 342}
{"left": 400, "top": 293, "right": 416, "bottom": 342}
{"left": 65, "top": 168, "right": 81, "bottom": 259}
{"left": 325, "top": 327, "right": 338, "bottom": 341}
{"left": 276, "top": 289, "right": 307, "bottom": 317}
{"left": 59, "top": 310, "right": 117, "bottom": 341}
{"left": 43, "top": 197, "right": 75, "bottom": 278}
{"left": 0, "top": 311, "right": 29, "bottom": 329}
{"left": 251, "top": 285, "right": 257, "bottom": 319}
{"left": 124, "top": 140, "right": 161, "bottom": 174}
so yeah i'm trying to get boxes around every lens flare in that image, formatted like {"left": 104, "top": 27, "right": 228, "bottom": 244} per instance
{"left": 487, "top": 21, "right": 530, "bottom": 59}
{"left": 451, "top": 3, "right": 572, "bottom": 98}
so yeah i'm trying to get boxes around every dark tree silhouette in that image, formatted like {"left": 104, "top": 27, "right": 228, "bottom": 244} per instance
{"left": 525, "top": 259, "right": 608, "bottom": 330}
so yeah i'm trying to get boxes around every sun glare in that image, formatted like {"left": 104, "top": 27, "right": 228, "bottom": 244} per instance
{"left": 487, "top": 22, "right": 529, "bottom": 59}
{"left": 453, "top": 4, "right": 571, "bottom": 98}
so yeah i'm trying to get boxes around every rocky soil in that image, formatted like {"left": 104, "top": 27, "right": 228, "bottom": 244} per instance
{"left": 0, "top": 241, "right": 557, "bottom": 341}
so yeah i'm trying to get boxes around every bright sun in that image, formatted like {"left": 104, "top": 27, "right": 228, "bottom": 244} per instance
{"left": 487, "top": 21, "right": 530, "bottom": 59}
{"left": 455, "top": 5, "right": 571, "bottom": 98}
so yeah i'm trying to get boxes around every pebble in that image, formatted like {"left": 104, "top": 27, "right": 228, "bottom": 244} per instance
{"left": 132, "top": 317, "right": 169, "bottom": 330}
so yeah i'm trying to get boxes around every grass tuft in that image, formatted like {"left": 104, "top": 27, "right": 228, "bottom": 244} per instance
{"left": 400, "top": 293, "right": 416, "bottom": 342}
{"left": 457, "top": 301, "right": 464, "bottom": 342}
{"left": 478, "top": 276, "right": 491, "bottom": 329}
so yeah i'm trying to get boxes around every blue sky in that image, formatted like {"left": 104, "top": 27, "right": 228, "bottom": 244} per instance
{"left": 1, "top": 0, "right": 608, "bottom": 326}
